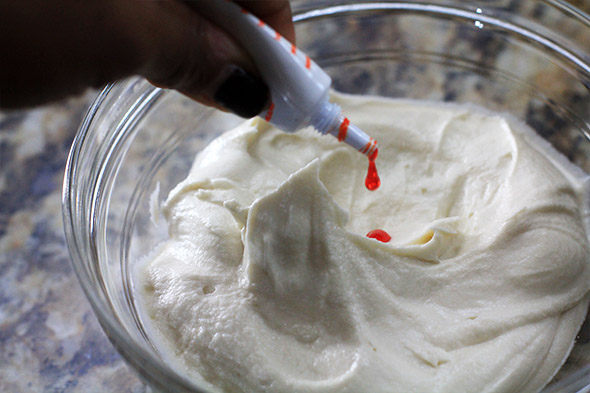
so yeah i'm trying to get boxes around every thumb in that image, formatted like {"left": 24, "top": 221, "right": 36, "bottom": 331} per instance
{"left": 135, "top": 1, "right": 269, "bottom": 118}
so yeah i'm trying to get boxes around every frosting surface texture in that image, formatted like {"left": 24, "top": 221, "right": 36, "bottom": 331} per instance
{"left": 138, "top": 94, "right": 590, "bottom": 393}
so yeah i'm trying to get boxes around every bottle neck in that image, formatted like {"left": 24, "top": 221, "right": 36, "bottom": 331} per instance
{"left": 309, "top": 100, "right": 342, "bottom": 135}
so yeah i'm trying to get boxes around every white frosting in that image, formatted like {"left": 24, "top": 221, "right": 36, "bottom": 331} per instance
{"left": 137, "top": 93, "right": 590, "bottom": 393}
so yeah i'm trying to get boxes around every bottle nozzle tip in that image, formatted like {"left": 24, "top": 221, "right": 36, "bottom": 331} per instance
{"left": 331, "top": 117, "right": 378, "bottom": 158}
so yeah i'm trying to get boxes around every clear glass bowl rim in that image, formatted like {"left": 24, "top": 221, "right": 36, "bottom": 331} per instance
{"left": 63, "top": 1, "right": 590, "bottom": 392}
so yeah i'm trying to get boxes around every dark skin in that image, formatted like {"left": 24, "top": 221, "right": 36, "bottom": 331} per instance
{"left": 0, "top": 0, "right": 295, "bottom": 111}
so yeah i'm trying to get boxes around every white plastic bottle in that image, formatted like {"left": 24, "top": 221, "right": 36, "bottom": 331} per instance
{"left": 193, "top": 0, "right": 378, "bottom": 158}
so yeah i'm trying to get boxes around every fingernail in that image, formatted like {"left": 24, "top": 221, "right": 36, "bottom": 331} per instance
{"left": 213, "top": 66, "right": 269, "bottom": 118}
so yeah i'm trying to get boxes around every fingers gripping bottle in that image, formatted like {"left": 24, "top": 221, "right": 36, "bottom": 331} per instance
{"left": 192, "top": 0, "right": 379, "bottom": 160}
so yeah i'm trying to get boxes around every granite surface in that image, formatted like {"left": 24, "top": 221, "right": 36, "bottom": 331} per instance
{"left": 1, "top": 1, "right": 590, "bottom": 392}
{"left": 0, "top": 92, "right": 147, "bottom": 393}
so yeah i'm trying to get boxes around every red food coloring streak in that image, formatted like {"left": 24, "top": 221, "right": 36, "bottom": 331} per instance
{"left": 366, "top": 229, "right": 391, "bottom": 243}
{"left": 265, "top": 102, "right": 275, "bottom": 121}
{"left": 338, "top": 117, "right": 349, "bottom": 142}
{"left": 365, "top": 148, "right": 380, "bottom": 191}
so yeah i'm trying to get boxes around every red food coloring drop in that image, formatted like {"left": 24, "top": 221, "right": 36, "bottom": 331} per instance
{"left": 365, "top": 148, "right": 380, "bottom": 191}
{"left": 366, "top": 229, "right": 391, "bottom": 243}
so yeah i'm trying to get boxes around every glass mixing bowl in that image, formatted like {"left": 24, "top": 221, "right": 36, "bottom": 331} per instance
{"left": 63, "top": 1, "right": 590, "bottom": 392}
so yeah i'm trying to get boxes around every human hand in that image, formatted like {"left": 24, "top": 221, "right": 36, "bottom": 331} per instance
{"left": 0, "top": 0, "right": 294, "bottom": 117}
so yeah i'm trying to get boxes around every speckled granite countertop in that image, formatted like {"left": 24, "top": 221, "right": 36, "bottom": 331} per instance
{"left": 0, "top": 93, "right": 147, "bottom": 392}
{"left": 1, "top": 1, "right": 590, "bottom": 392}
